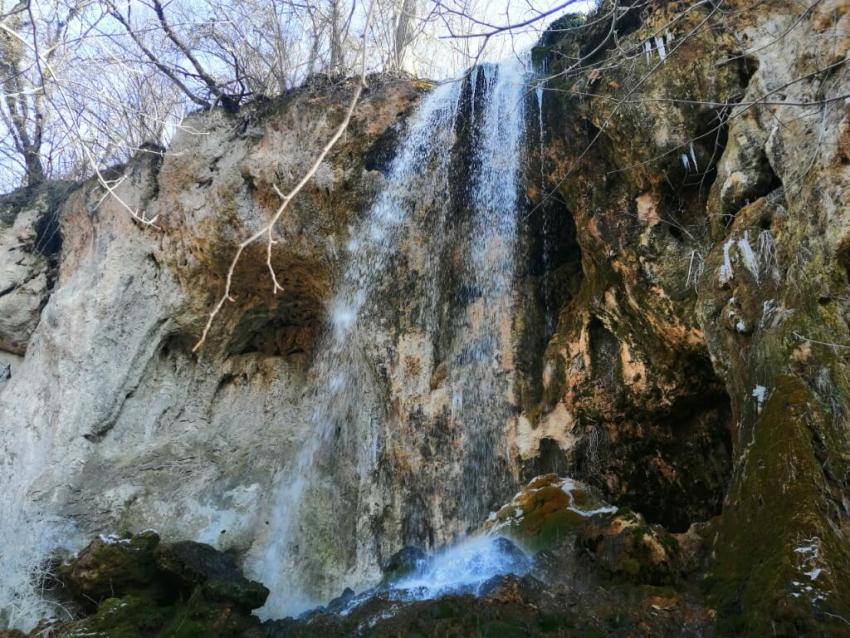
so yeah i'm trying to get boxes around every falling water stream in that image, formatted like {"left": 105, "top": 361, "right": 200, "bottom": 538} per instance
{"left": 251, "top": 54, "right": 532, "bottom": 618}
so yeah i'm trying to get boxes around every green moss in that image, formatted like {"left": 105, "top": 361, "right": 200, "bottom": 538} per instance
{"left": 159, "top": 589, "right": 236, "bottom": 638}
{"left": 659, "top": 535, "right": 680, "bottom": 552}
{"left": 538, "top": 613, "right": 574, "bottom": 632}
{"left": 708, "top": 374, "right": 850, "bottom": 636}
{"left": 434, "top": 598, "right": 462, "bottom": 620}
{"left": 69, "top": 595, "right": 165, "bottom": 638}
{"left": 493, "top": 478, "right": 613, "bottom": 552}
{"left": 481, "top": 621, "right": 527, "bottom": 638}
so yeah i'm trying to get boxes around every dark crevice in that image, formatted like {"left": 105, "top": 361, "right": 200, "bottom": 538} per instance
{"left": 363, "top": 122, "right": 403, "bottom": 175}
{"left": 520, "top": 437, "right": 571, "bottom": 482}
{"left": 226, "top": 288, "right": 321, "bottom": 360}
{"left": 581, "top": 378, "right": 733, "bottom": 533}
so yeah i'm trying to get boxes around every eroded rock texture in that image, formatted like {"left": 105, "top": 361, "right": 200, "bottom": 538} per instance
{"left": 527, "top": 0, "right": 850, "bottom": 634}
{"left": 2, "top": 0, "right": 850, "bottom": 635}
{"left": 0, "top": 76, "right": 431, "bottom": 625}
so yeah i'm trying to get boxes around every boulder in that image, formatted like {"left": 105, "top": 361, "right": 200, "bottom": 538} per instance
{"left": 154, "top": 541, "right": 269, "bottom": 611}
{"left": 44, "top": 532, "right": 267, "bottom": 637}
{"left": 577, "top": 511, "right": 681, "bottom": 585}
{"left": 485, "top": 474, "right": 616, "bottom": 551}
{"left": 57, "top": 531, "right": 160, "bottom": 606}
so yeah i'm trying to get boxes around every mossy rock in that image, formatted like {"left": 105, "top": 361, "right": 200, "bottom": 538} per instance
{"left": 485, "top": 474, "right": 617, "bottom": 552}
{"left": 54, "top": 594, "right": 166, "bottom": 638}
{"left": 381, "top": 545, "right": 429, "bottom": 582}
{"left": 708, "top": 374, "right": 850, "bottom": 636}
{"left": 159, "top": 589, "right": 263, "bottom": 638}
{"left": 57, "top": 531, "right": 162, "bottom": 607}
{"left": 577, "top": 512, "right": 681, "bottom": 585}
{"left": 154, "top": 541, "right": 269, "bottom": 611}
{"left": 41, "top": 532, "right": 269, "bottom": 638}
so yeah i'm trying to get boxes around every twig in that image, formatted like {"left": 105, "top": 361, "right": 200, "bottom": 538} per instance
{"left": 191, "top": 0, "right": 376, "bottom": 352}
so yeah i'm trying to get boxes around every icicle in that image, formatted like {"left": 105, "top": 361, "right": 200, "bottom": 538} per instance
{"left": 720, "top": 239, "right": 735, "bottom": 283}
{"left": 738, "top": 231, "right": 760, "bottom": 284}
{"left": 644, "top": 40, "right": 652, "bottom": 62}
{"left": 757, "top": 229, "right": 778, "bottom": 281}
{"left": 752, "top": 385, "right": 768, "bottom": 413}
{"left": 689, "top": 142, "right": 698, "bottom": 172}
{"left": 654, "top": 35, "right": 667, "bottom": 61}
{"left": 686, "top": 250, "right": 704, "bottom": 288}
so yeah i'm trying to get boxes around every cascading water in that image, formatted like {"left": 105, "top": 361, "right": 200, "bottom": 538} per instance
{"left": 450, "top": 57, "right": 528, "bottom": 526}
{"left": 248, "top": 76, "right": 465, "bottom": 618}
{"left": 248, "top": 54, "right": 532, "bottom": 618}
{"left": 335, "top": 535, "right": 532, "bottom": 616}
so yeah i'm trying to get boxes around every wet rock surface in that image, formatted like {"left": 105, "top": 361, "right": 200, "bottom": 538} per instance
{"left": 527, "top": 0, "right": 850, "bottom": 633}
{"left": 262, "top": 482, "right": 715, "bottom": 637}
{"left": 265, "top": 474, "right": 714, "bottom": 636}
{"left": 2, "top": 0, "right": 850, "bottom": 635}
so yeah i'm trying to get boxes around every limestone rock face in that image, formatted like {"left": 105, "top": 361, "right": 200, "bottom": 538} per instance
{"left": 531, "top": 0, "right": 850, "bottom": 633}
{"left": 0, "top": 77, "right": 428, "bottom": 625}
{"left": 2, "top": 0, "right": 850, "bottom": 634}
{"left": 0, "top": 182, "right": 72, "bottom": 355}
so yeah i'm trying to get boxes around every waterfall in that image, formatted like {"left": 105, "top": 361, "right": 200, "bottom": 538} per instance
{"left": 248, "top": 76, "right": 465, "bottom": 618}
{"left": 249, "top": 54, "right": 531, "bottom": 619}
{"left": 451, "top": 56, "right": 528, "bottom": 525}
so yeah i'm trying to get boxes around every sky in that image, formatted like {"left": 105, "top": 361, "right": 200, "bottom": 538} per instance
{"left": 396, "top": 0, "right": 598, "bottom": 78}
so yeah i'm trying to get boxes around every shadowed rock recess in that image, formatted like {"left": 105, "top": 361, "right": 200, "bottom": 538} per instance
{"left": 2, "top": 0, "right": 850, "bottom": 636}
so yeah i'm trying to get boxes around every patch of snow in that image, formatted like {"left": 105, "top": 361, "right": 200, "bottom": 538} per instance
{"left": 790, "top": 538, "right": 828, "bottom": 604}
{"left": 804, "top": 567, "right": 823, "bottom": 581}
{"left": 559, "top": 478, "right": 618, "bottom": 517}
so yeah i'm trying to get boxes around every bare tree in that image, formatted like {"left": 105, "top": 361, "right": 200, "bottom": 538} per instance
{"left": 0, "top": 0, "right": 64, "bottom": 187}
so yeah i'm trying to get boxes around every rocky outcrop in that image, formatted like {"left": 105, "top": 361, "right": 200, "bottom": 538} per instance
{"left": 528, "top": 0, "right": 850, "bottom": 634}
{"left": 39, "top": 531, "right": 269, "bottom": 637}
{"left": 0, "top": 182, "right": 73, "bottom": 356}
{"left": 0, "top": 76, "right": 429, "bottom": 625}
{"left": 2, "top": 0, "right": 850, "bottom": 635}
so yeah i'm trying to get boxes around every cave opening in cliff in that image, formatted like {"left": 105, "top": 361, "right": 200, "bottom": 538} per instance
{"left": 574, "top": 322, "right": 734, "bottom": 534}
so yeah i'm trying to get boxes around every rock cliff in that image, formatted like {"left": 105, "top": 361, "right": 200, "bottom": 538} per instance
{"left": 2, "top": 0, "right": 850, "bottom": 635}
